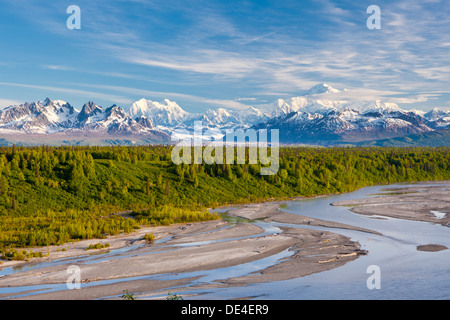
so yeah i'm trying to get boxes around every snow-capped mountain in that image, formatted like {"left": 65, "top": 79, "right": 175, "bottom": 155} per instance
{"left": 248, "top": 84, "right": 449, "bottom": 144}
{"left": 201, "top": 107, "right": 269, "bottom": 128}
{"left": 129, "top": 98, "right": 189, "bottom": 127}
{"left": 0, "top": 98, "right": 77, "bottom": 133}
{"left": 424, "top": 108, "right": 450, "bottom": 128}
{"left": 0, "top": 83, "right": 449, "bottom": 146}
{"left": 127, "top": 98, "right": 269, "bottom": 131}
{"left": 77, "top": 101, "right": 103, "bottom": 123}
{"left": 307, "top": 83, "right": 341, "bottom": 95}
{"left": 75, "top": 104, "right": 143, "bottom": 134}
{"left": 0, "top": 98, "right": 165, "bottom": 137}
{"left": 255, "top": 105, "right": 436, "bottom": 144}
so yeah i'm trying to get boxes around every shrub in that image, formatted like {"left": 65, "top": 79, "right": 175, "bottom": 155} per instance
{"left": 143, "top": 233, "right": 155, "bottom": 243}
{"left": 166, "top": 292, "right": 183, "bottom": 300}
{"left": 85, "top": 242, "right": 110, "bottom": 250}
{"left": 122, "top": 289, "right": 135, "bottom": 300}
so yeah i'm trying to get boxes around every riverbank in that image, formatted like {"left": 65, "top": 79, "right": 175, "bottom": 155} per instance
{"left": 2, "top": 181, "right": 448, "bottom": 300}
{"left": 332, "top": 182, "right": 450, "bottom": 252}
{"left": 0, "top": 200, "right": 367, "bottom": 300}
{"left": 332, "top": 183, "right": 450, "bottom": 228}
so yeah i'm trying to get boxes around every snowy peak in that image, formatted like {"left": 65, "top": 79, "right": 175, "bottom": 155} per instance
{"left": 200, "top": 106, "right": 268, "bottom": 127}
{"left": 424, "top": 108, "right": 450, "bottom": 121}
{"left": 77, "top": 101, "right": 103, "bottom": 122}
{"left": 129, "top": 98, "right": 188, "bottom": 126}
{"left": 135, "top": 116, "right": 154, "bottom": 128}
{"left": 206, "top": 107, "right": 232, "bottom": 118}
{"left": 204, "top": 108, "right": 235, "bottom": 125}
{"left": 81, "top": 104, "right": 145, "bottom": 134}
{"left": 0, "top": 98, "right": 77, "bottom": 133}
{"left": 0, "top": 99, "right": 164, "bottom": 135}
{"left": 41, "top": 97, "right": 68, "bottom": 107}
{"left": 349, "top": 100, "right": 403, "bottom": 115}
{"left": 105, "top": 104, "right": 128, "bottom": 119}
{"left": 265, "top": 96, "right": 335, "bottom": 117}
{"left": 1, "top": 87, "right": 449, "bottom": 145}
{"left": 423, "top": 108, "right": 450, "bottom": 128}
{"left": 307, "top": 83, "right": 341, "bottom": 95}
{"left": 271, "top": 99, "right": 292, "bottom": 116}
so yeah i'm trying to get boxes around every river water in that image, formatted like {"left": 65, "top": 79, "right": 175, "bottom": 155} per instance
{"left": 1, "top": 182, "right": 449, "bottom": 300}
{"left": 200, "top": 182, "right": 450, "bottom": 300}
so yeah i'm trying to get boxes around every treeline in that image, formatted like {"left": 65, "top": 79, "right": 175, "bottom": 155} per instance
{"left": 0, "top": 145, "right": 449, "bottom": 256}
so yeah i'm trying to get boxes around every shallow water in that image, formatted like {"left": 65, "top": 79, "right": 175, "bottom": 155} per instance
{"left": 196, "top": 182, "right": 450, "bottom": 300}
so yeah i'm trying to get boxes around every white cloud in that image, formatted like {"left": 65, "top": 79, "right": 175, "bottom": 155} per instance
{"left": 0, "top": 99, "right": 22, "bottom": 109}
{"left": 79, "top": 84, "right": 253, "bottom": 110}
{"left": 42, "top": 65, "right": 73, "bottom": 71}
{"left": 0, "top": 82, "right": 132, "bottom": 105}
{"left": 3, "top": 0, "right": 450, "bottom": 110}
{"left": 302, "top": 88, "right": 442, "bottom": 106}
{"left": 385, "top": 96, "right": 435, "bottom": 104}
{"left": 413, "top": 67, "right": 450, "bottom": 81}
{"left": 123, "top": 50, "right": 262, "bottom": 78}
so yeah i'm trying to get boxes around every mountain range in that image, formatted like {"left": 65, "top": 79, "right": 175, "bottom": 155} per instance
{"left": 0, "top": 83, "right": 449, "bottom": 146}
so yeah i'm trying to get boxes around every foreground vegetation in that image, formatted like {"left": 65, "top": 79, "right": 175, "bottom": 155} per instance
{"left": 0, "top": 145, "right": 449, "bottom": 258}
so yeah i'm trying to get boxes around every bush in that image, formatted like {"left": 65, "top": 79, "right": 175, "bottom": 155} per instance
{"left": 166, "top": 292, "right": 183, "bottom": 300}
{"left": 85, "top": 242, "right": 110, "bottom": 250}
{"left": 0, "top": 248, "right": 46, "bottom": 261}
{"left": 143, "top": 233, "right": 155, "bottom": 243}
{"left": 122, "top": 290, "right": 135, "bottom": 300}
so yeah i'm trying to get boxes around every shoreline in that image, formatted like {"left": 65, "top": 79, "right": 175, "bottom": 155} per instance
{"left": 332, "top": 182, "right": 450, "bottom": 252}
{"left": 2, "top": 179, "right": 447, "bottom": 271}
{"left": 332, "top": 183, "right": 450, "bottom": 228}
{"left": 0, "top": 201, "right": 366, "bottom": 300}
{"left": 0, "top": 189, "right": 377, "bottom": 273}
{"left": 1, "top": 180, "right": 448, "bottom": 299}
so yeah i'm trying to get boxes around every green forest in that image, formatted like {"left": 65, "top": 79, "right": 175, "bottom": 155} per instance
{"left": 0, "top": 145, "right": 449, "bottom": 259}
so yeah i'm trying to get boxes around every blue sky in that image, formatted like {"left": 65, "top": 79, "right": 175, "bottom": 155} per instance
{"left": 0, "top": 0, "right": 449, "bottom": 113}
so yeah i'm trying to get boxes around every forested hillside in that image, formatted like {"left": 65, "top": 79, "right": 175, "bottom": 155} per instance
{"left": 0, "top": 145, "right": 449, "bottom": 257}
{"left": 354, "top": 129, "right": 450, "bottom": 147}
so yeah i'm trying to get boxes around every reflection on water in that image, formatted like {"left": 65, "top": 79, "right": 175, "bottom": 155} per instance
{"left": 12, "top": 265, "right": 25, "bottom": 273}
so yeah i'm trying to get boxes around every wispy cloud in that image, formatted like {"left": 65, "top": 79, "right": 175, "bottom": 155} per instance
{"left": 1, "top": 0, "right": 449, "bottom": 111}
{"left": 41, "top": 64, "right": 151, "bottom": 81}
{"left": 120, "top": 49, "right": 262, "bottom": 79}
{"left": 42, "top": 65, "right": 73, "bottom": 71}
{"left": 235, "top": 97, "right": 257, "bottom": 102}
{"left": 80, "top": 84, "right": 253, "bottom": 110}
{"left": 0, "top": 82, "right": 132, "bottom": 105}
{"left": 0, "top": 99, "right": 22, "bottom": 109}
